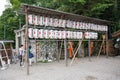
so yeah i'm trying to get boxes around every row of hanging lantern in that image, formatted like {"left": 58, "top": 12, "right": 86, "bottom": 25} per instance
{"left": 28, "top": 14, "right": 108, "bottom": 31}
{"left": 28, "top": 28, "right": 98, "bottom": 39}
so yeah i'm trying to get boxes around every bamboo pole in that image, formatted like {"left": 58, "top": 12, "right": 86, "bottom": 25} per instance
{"left": 58, "top": 40, "right": 63, "bottom": 61}
{"left": 70, "top": 36, "right": 84, "bottom": 66}
{"left": 97, "top": 34, "right": 106, "bottom": 58}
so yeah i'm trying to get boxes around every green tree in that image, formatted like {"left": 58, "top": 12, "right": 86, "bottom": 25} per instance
{"left": 0, "top": 8, "right": 25, "bottom": 40}
{"left": 0, "top": 0, "right": 120, "bottom": 40}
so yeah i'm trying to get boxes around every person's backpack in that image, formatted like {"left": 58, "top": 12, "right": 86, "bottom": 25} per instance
{"left": 29, "top": 53, "right": 34, "bottom": 58}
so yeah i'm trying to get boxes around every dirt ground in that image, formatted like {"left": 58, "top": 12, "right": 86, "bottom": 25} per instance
{"left": 0, "top": 56, "right": 120, "bottom": 80}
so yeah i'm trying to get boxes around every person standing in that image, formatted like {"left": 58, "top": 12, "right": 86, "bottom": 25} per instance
{"left": 19, "top": 45, "right": 25, "bottom": 67}
{"left": 28, "top": 45, "right": 34, "bottom": 66}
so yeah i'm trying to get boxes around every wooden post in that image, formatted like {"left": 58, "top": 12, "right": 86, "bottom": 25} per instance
{"left": 106, "top": 31, "right": 109, "bottom": 57}
{"left": 57, "top": 41, "right": 59, "bottom": 62}
{"left": 15, "top": 33, "right": 19, "bottom": 55}
{"left": 25, "top": 6, "right": 29, "bottom": 75}
{"left": 64, "top": 39, "right": 68, "bottom": 66}
{"left": 88, "top": 39, "right": 91, "bottom": 61}
{"left": 35, "top": 40, "right": 37, "bottom": 63}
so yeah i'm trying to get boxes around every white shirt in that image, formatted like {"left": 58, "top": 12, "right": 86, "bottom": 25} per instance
{"left": 19, "top": 47, "right": 24, "bottom": 56}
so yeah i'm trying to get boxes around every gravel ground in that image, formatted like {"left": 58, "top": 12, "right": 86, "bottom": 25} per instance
{"left": 0, "top": 56, "right": 120, "bottom": 80}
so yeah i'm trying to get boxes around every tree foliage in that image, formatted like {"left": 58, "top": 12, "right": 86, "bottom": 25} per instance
{"left": 0, "top": 0, "right": 120, "bottom": 40}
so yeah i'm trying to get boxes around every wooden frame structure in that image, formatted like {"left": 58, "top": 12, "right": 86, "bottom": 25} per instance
{"left": 17, "top": 4, "right": 111, "bottom": 75}
{"left": 0, "top": 40, "right": 14, "bottom": 69}
{"left": 112, "top": 30, "right": 120, "bottom": 37}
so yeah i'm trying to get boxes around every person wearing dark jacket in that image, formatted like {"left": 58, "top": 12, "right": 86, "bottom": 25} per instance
{"left": 28, "top": 45, "right": 34, "bottom": 65}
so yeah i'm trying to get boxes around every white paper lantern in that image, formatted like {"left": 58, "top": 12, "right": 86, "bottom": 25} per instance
{"left": 33, "top": 15, "right": 39, "bottom": 25}
{"left": 73, "top": 21, "right": 76, "bottom": 28}
{"left": 103, "top": 26, "right": 106, "bottom": 31}
{"left": 76, "top": 32, "right": 79, "bottom": 39}
{"left": 83, "top": 22, "right": 86, "bottom": 29}
{"left": 90, "top": 32, "right": 93, "bottom": 39}
{"left": 28, "top": 28, "right": 33, "bottom": 38}
{"left": 53, "top": 18, "right": 58, "bottom": 27}
{"left": 87, "top": 23, "right": 90, "bottom": 30}
{"left": 79, "top": 22, "right": 83, "bottom": 29}
{"left": 59, "top": 19, "right": 63, "bottom": 27}
{"left": 42, "top": 16, "right": 46, "bottom": 26}
{"left": 102, "top": 26, "right": 105, "bottom": 31}
{"left": 92, "top": 24, "right": 95, "bottom": 30}
{"left": 94, "top": 25, "right": 97, "bottom": 31}
{"left": 47, "top": 17, "right": 51, "bottom": 26}
{"left": 76, "top": 22, "right": 79, "bottom": 29}
{"left": 62, "top": 20, "right": 66, "bottom": 27}
{"left": 66, "top": 31, "right": 70, "bottom": 39}
{"left": 33, "top": 29, "right": 39, "bottom": 38}
{"left": 66, "top": 20, "right": 68, "bottom": 27}
{"left": 94, "top": 33, "right": 98, "bottom": 39}
{"left": 70, "top": 31, "right": 74, "bottom": 39}
{"left": 49, "top": 18, "right": 53, "bottom": 26}
{"left": 101, "top": 25, "right": 104, "bottom": 31}
{"left": 48, "top": 30, "right": 53, "bottom": 39}
{"left": 57, "top": 31, "right": 62, "bottom": 39}
{"left": 84, "top": 32, "right": 90, "bottom": 39}
{"left": 90, "top": 24, "right": 94, "bottom": 30}
{"left": 73, "top": 32, "right": 77, "bottom": 39}
{"left": 66, "top": 20, "right": 70, "bottom": 28}
{"left": 43, "top": 30, "right": 48, "bottom": 39}
{"left": 44, "top": 17, "right": 49, "bottom": 26}
{"left": 38, "top": 16, "right": 43, "bottom": 26}
{"left": 78, "top": 32, "right": 83, "bottom": 39}
{"left": 38, "top": 29, "right": 44, "bottom": 38}
{"left": 98, "top": 26, "right": 101, "bottom": 31}
{"left": 105, "top": 26, "right": 108, "bottom": 31}
{"left": 70, "top": 31, "right": 73, "bottom": 39}
{"left": 54, "top": 30, "right": 58, "bottom": 39}
{"left": 61, "top": 31, "right": 66, "bottom": 39}
{"left": 28, "top": 14, "right": 33, "bottom": 24}
{"left": 69, "top": 20, "right": 72, "bottom": 28}
{"left": 97, "top": 25, "right": 100, "bottom": 31}
{"left": 83, "top": 23, "right": 86, "bottom": 29}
